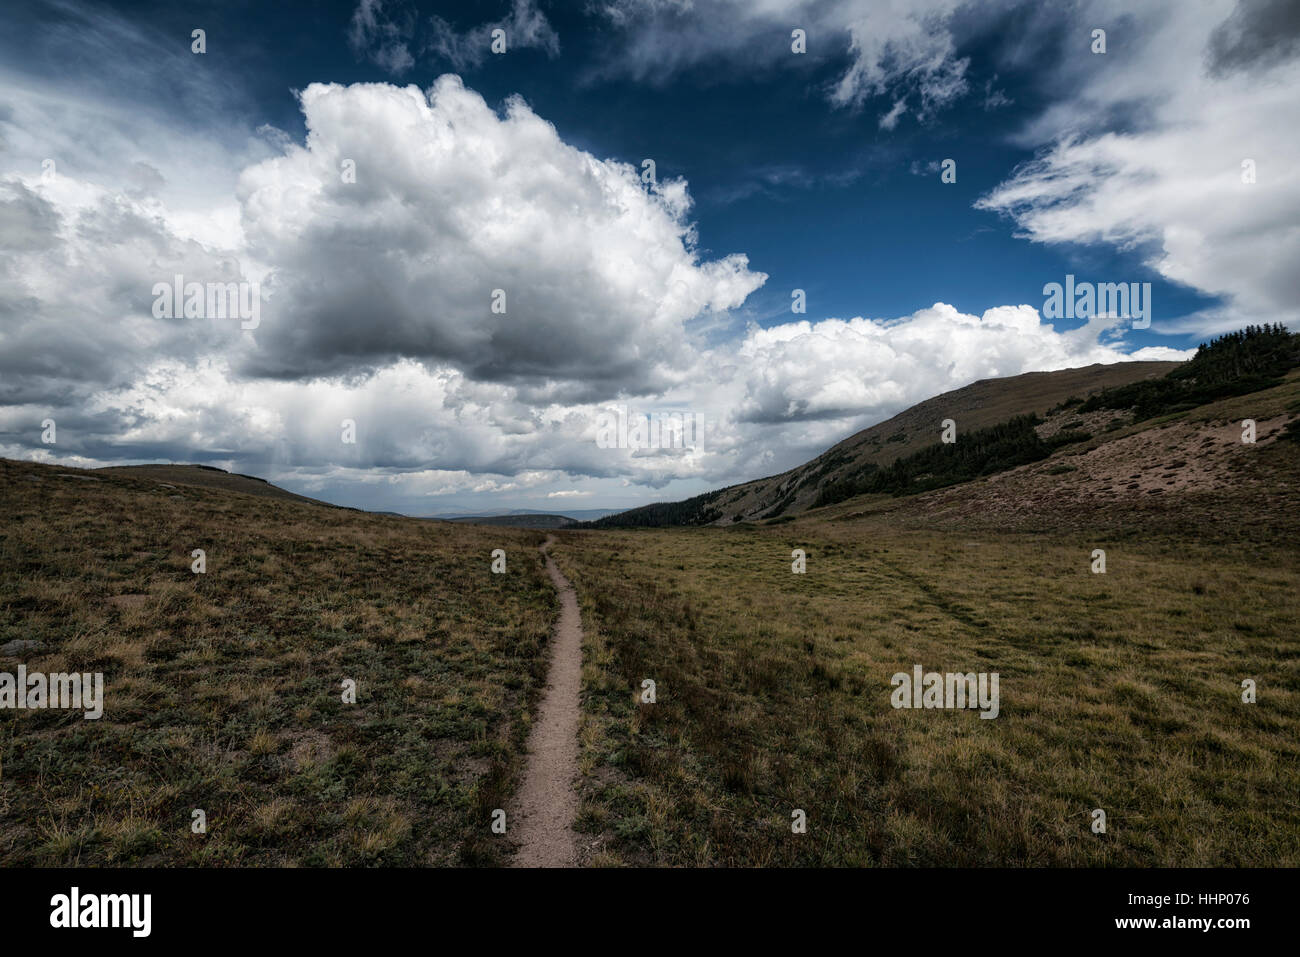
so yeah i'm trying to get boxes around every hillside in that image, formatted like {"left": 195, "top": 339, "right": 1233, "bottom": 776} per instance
{"left": 594, "top": 360, "right": 1178, "bottom": 527}
{"left": 848, "top": 366, "right": 1300, "bottom": 542}
{"left": 94, "top": 464, "right": 341, "bottom": 509}
{"left": 804, "top": 324, "right": 1300, "bottom": 537}
{"left": 0, "top": 457, "right": 554, "bottom": 866}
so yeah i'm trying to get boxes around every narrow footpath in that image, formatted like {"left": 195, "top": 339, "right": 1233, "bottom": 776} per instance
{"left": 509, "top": 536, "right": 582, "bottom": 867}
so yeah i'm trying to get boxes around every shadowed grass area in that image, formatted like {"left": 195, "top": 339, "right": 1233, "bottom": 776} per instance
{"left": 0, "top": 458, "right": 554, "bottom": 866}
{"left": 556, "top": 517, "right": 1300, "bottom": 866}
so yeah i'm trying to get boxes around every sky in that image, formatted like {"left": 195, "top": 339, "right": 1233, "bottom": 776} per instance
{"left": 1, "top": 0, "right": 1297, "bottom": 514}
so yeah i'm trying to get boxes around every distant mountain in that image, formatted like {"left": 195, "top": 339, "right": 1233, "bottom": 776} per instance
{"left": 430, "top": 507, "right": 624, "bottom": 523}
{"left": 444, "top": 513, "right": 579, "bottom": 529}
{"left": 440, "top": 507, "right": 626, "bottom": 528}
{"left": 543, "top": 507, "right": 627, "bottom": 521}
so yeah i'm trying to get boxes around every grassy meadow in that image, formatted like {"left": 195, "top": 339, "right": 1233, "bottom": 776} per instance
{"left": 3, "top": 420, "right": 1297, "bottom": 868}
{"left": 0, "top": 458, "right": 553, "bottom": 866}
{"left": 555, "top": 518, "right": 1300, "bottom": 866}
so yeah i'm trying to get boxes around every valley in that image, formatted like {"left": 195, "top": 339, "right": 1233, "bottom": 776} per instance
{"left": 3, "top": 332, "right": 1299, "bottom": 867}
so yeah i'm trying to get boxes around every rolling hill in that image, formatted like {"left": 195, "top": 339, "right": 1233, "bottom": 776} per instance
{"left": 93, "top": 464, "right": 343, "bottom": 509}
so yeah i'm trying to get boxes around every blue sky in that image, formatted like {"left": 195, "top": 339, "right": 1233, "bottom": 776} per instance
{"left": 2, "top": 0, "right": 1297, "bottom": 513}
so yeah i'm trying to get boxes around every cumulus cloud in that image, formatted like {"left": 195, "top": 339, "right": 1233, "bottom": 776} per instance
{"left": 235, "top": 77, "right": 764, "bottom": 391}
{"left": 1, "top": 18, "right": 1211, "bottom": 514}
{"left": 0, "top": 178, "right": 256, "bottom": 407}
{"left": 728, "top": 303, "right": 1188, "bottom": 426}
{"left": 0, "top": 71, "right": 766, "bottom": 504}
{"left": 2, "top": 296, "right": 1189, "bottom": 513}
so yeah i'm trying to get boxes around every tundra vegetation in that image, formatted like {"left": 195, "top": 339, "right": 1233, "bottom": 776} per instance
{"left": 0, "top": 463, "right": 552, "bottom": 866}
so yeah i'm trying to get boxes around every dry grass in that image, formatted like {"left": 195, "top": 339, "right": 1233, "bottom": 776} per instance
{"left": 556, "top": 507, "right": 1300, "bottom": 865}
{"left": 0, "top": 458, "right": 555, "bottom": 866}
{"left": 5, "top": 376, "right": 1297, "bottom": 870}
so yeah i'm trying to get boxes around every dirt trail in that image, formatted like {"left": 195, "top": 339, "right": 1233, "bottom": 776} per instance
{"left": 510, "top": 535, "right": 582, "bottom": 867}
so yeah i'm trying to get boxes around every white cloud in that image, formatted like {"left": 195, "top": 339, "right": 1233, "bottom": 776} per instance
{"left": 235, "top": 77, "right": 765, "bottom": 389}
{"left": 977, "top": 0, "right": 1300, "bottom": 334}
{"left": 827, "top": 0, "right": 969, "bottom": 114}
{"left": 3, "top": 299, "right": 1189, "bottom": 511}
{"left": 726, "top": 303, "right": 1191, "bottom": 427}
{"left": 595, "top": 0, "right": 1300, "bottom": 334}
{"left": 878, "top": 99, "right": 907, "bottom": 130}
{"left": 2, "top": 43, "right": 1212, "bottom": 512}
